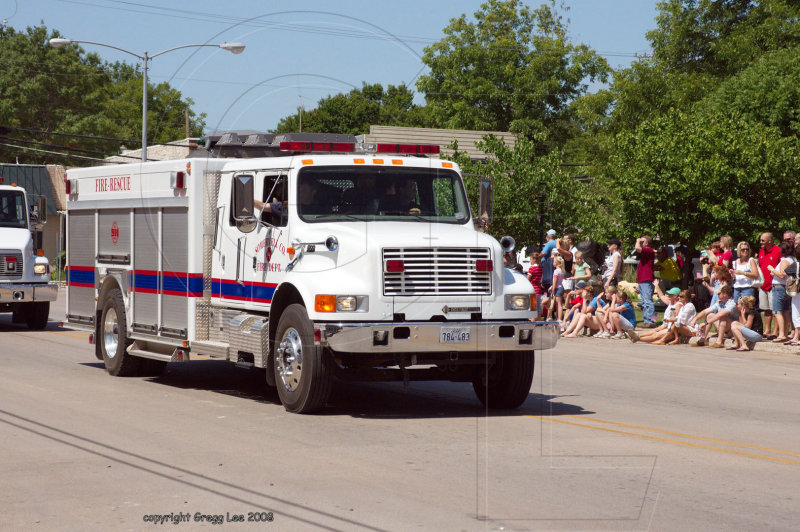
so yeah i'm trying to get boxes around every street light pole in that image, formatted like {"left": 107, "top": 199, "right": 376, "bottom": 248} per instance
{"left": 48, "top": 39, "right": 245, "bottom": 162}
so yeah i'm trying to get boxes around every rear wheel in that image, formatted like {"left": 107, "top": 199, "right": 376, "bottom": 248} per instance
{"left": 25, "top": 302, "right": 50, "bottom": 330}
{"left": 472, "top": 351, "right": 534, "bottom": 409}
{"left": 273, "top": 304, "right": 332, "bottom": 413}
{"left": 99, "top": 288, "right": 141, "bottom": 376}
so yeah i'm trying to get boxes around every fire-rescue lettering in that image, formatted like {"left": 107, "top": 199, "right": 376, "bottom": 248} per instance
{"left": 95, "top": 176, "right": 131, "bottom": 192}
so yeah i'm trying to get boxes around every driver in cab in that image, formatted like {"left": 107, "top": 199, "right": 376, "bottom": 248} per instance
{"left": 380, "top": 177, "right": 421, "bottom": 215}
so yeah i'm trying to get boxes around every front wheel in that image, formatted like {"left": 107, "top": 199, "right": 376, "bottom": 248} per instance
{"left": 472, "top": 351, "right": 534, "bottom": 409}
{"left": 25, "top": 302, "right": 50, "bottom": 330}
{"left": 99, "top": 288, "right": 141, "bottom": 376}
{"left": 273, "top": 304, "right": 332, "bottom": 414}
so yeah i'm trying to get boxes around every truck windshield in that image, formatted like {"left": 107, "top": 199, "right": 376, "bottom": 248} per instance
{"left": 0, "top": 190, "right": 27, "bottom": 229}
{"left": 296, "top": 167, "right": 470, "bottom": 224}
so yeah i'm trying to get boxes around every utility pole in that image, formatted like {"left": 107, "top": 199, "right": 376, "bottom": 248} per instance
{"left": 538, "top": 193, "right": 545, "bottom": 250}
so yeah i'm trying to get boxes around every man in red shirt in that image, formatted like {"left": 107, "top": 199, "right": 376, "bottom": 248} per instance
{"left": 635, "top": 235, "right": 657, "bottom": 327}
{"left": 758, "top": 232, "right": 782, "bottom": 338}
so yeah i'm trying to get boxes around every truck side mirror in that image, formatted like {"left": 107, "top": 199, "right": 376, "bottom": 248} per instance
{"left": 232, "top": 174, "right": 257, "bottom": 233}
{"left": 478, "top": 179, "right": 493, "bottom": 225}
{"left": 38, "top": 196, "right": 47, "bottom": 224}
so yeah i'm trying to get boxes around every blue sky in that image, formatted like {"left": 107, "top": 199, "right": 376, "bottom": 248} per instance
{"left": 5, "top": 0, "right": 659, "bottom": 135}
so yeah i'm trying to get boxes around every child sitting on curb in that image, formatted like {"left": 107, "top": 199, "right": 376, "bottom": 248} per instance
{"left": 690, "top": 284, "right": 736, "bottom": 348}
{"left": 636, "top": 280, "right": 682, "bottom": 344}
{"left": 607, "top": 291, "right": 638, "bottom": 340}
{"left": 728, "top": 295, "right": 763, "bottom": 351}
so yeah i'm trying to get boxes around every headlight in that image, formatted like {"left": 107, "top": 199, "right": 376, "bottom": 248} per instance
{"left": 34, "top": 264, "right": 49, "bottom": 275}
{"left": 505, "top": 294, "right": 531, "bottom": 311}
{"left": 314, "top": 295, "right": 367, "bottom": 312}
{"left": 336, "top": 296, "right": 357, "bottom": 312}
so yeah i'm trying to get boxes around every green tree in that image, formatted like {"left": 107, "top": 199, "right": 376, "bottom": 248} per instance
{"left": 416, "top": 0, "right": 609, "bottom": 150}
{"left": 607, "top": 108, "right": 800, "bottom": 248}
{"left": 451, "top": 134, "right": 606, "bottom": 246}
{"left": 272, "top": 83, "right": 427, "bottom": 134}
{"left": 702, "top": 46, "right": 800, "bottom": 137}
{"left": 0, "top": 24, "right": 206, "bottom": 165}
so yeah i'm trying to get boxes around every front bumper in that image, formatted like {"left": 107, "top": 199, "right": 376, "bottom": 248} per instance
{"left": 0, "top": 283, "right": 58, "bottom": 304}
{"left": 317, "top": 320, "right": 559, "bottom": 353}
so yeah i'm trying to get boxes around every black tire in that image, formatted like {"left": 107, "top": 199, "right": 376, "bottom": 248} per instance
{"left": 25, "top": 302, "right": 50, "bottom": 330}
{"left": 472, "top": 351, "right": 535, "bottom": 409}
{"left": 273, "top": 304, "right": 332, "bottom": 413}
{"left": 99, "top": 288, "right": 141, "bottom": 376}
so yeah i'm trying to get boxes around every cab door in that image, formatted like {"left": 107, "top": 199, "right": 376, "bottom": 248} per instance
{"left": 242, "top": 172, "right": 288, "bottom": 308}
{"left": 212, "top": 172, "right": 255, "bottom": 305}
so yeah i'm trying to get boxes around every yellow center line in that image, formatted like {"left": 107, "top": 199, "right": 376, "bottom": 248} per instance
{"left": 528, "top": 415, "right": 800, "bottom": 466}
{"left": 563, "top": 415, "right": 800, "bottom": 458}
{"left": 47, "top": 330, "right": 90, "bottom": 340}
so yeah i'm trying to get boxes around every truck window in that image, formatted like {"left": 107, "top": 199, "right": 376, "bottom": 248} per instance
{"left": 0, "top": 190, "right": 27, "bottom": 229}
{"left": 297, "top": 167, "right": 470, "bottom": 224}
{"left": 261, "top": 174, "right": 287, "bottom": 227}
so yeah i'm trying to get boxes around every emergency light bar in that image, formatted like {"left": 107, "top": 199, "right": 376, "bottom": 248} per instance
{"left": 356, "top": 141, "right": 440, "bottom": 155}
{"left": 279, "top": 141, "right": 355, "bottom": 153}
{"left": 374, "top": 143, "right": 440, "bottom": 155}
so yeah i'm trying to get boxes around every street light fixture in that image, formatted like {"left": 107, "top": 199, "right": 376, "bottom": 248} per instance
{"left": 49, "top": 38, "right": 245, "bottom": 162}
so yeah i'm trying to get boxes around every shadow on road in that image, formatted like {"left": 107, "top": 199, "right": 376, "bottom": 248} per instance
{"left": 79, "top": 359, "right": 592, "bottom": 419}
{"left": 0, "top": 315, "right": 65, "bottom": 332}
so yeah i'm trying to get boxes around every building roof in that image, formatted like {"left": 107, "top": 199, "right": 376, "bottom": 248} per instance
{"left": 361, "top": 125, "right": 516, "bottom": 160}
{"left": 102, "top": 138, "right": 200, "bottom": 164}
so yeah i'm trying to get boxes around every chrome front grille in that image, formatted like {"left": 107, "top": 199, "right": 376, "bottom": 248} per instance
{"left": 383, "top": 247, "right": 492, "bottom": 296}
{"left": 0, "top": 251, "right": 23, "bottom": 279}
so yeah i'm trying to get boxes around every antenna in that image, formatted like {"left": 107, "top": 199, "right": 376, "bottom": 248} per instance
{"left": 297, "top": 95, "right": 305, "bottom": 133}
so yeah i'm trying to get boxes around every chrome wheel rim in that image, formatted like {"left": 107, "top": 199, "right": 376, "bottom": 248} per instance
{"left": 276, "top": 327, "right": 303, "bottom": 392}
{"left": 103, "top": 307, "right": 119, "bottom": 358}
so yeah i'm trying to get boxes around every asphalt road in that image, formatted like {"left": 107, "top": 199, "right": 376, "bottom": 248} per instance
{"left": 1, "top": 294, "right": 799, "bottom": 531}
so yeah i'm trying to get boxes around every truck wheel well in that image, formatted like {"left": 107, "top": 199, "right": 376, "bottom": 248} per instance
{"left": 269, "top": 284, "right": 305, "bottom": 353}
{"left": 96, "top": 277, "right": 123, "bottom": 327}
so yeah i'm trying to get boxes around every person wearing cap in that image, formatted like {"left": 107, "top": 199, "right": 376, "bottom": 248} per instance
{"left": 690, "top": 284, "right": 736, "bottom": 347}
{"left": 635, "top": 235, "right": 658, "bottom": 327}
{"left": 637, "top": 281, "right": 684, "bottom": 344}
{"left": 560, "top": 280, "right": 587, "bottom": 332}
{"left": 540, "top": 229, "right": 558, "bottom": 295}
{"left": 602, "top": 238, "right": 623, "bottom": 288}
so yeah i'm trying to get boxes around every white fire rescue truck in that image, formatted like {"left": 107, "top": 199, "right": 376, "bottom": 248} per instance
{"left": 0, "top": 183, "right": 56, "bottom": 329}
{"left": 65, "top": 132, "right": 557, "bottom": 413}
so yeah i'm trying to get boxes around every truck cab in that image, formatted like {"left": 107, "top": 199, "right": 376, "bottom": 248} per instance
{"left": 0, "top": 184, "right": 57, "bottom": 329}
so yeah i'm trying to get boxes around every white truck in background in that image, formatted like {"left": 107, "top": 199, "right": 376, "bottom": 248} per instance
{"left": 64, "top": 132, "right": 558, "bottom": 413}
{"left": 0, "top": 183, "right": 56, "bottom": 329}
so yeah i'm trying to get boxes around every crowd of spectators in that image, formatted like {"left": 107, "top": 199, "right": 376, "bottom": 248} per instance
{"left": 523, "top": 229, "right": 800, "bottom": 351}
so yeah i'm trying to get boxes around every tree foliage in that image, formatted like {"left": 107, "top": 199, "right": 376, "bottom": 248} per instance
{"left": 416, "top": 0, "right": 609, "bottom": 150}
{"left": 0, "top": 24, "right": 206, "bottom": 165}
{"left": 451, "top": 134, "right": 607, "bottom": 247}
{"left": 272, "top": 83, "right": 427, "bottom": 134}
{"left": 608, "top": 109, "right": 800, "bottom": 248}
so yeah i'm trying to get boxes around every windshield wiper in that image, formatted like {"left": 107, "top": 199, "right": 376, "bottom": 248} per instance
{"left": 310, "top": 213, "right": 364, "bottom": 222}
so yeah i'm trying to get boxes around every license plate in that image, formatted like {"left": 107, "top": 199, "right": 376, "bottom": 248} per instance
{"left": 440, "top": 326, "right": 471, "bottom": 344}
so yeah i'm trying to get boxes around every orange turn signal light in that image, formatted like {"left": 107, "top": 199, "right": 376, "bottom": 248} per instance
{"left": 315, "top": 295, "right": 336, "bottom": 313}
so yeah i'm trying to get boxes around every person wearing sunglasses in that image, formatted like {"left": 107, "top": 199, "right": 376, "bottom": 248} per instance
{"left": 731, "top": 241, "right": 759, "bottom": 303}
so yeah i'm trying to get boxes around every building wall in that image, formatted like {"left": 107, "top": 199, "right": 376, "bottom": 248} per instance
{"left": 0, "top": 164, "right": 63, "bottom": 269}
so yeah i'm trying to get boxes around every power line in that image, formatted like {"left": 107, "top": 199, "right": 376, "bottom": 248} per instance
{"left": 55, "top": 0, "right": 652, "bottom": 60}
{"left": 0, "top": 125, "right": 196, "bottom": 148}
{"left": 0, "top": 141, "right": 107, "bottom": 162}
{"left": 0, "top": 135, "right": 140, "bottom": 160}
